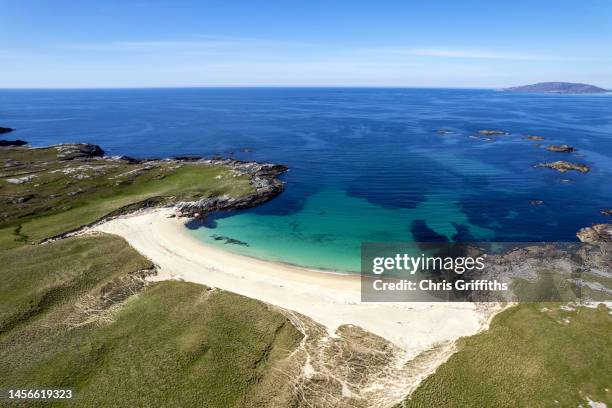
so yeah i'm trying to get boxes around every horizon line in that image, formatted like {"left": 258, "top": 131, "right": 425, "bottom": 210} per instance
{"left": 0, "top": 83, "right": 610, "bottom": 92}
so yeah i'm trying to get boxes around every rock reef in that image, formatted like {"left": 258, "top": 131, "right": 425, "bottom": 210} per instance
{"left": 54, "top": 143, "right": 105, "bottom": 160}
{"left": 0, "top": 126, "right": 14, "bottom": 134}
{"left": 577, "top": 224, "right": 612, "bottom": 243}
{"left": 546, "top": 144, "right": 574, "bottom": 153}
{"left": 478, "top": 129, "right": 508, "bottom": 136}
{"left": 0, "top": 139, "right": 28, "bottom": 147}
{"left": 537, "top": 161, "right": 590, "bottom": 173}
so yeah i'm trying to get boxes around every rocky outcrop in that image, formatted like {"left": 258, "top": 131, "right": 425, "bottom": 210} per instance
{"left": 478, "top": 129, "right": 508, "bottom": 136}
{"left": 525, "top": 135, "right": 544, "bottom": 140}
{"left": 577, "top": 224, "right": 612, "bottom": 243}
{"left": 546, "top": 144, "right": 574, "bottom": 153}
{"left": 54, "top": 143, "right": 105, "bottom": 160}
{"left": 601, "top": 209, "right": 612, "bottom": 216}
{"left": 537, "top": 161, "right": 590, "bottom": 173}
{"left": 0, "top": 139, "right": 27, "bottom": 147}
{"left": 175, "top": 159, "right": 287, "bottom": 218}
{"left": 0, "top": 126, "right": 14, "bottom": 134}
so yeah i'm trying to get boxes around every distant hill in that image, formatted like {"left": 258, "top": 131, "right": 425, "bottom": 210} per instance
{"left": 503, "top": 82, "right": 609, "bottom": 94}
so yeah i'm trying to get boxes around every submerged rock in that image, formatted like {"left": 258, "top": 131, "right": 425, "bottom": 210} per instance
{"left": 530, "top": 200, "right": 544, "bottom": 206}
{"left": 526, "top": 135, "right": 545, "bottom": 140}
{"left": 211, "top": 234, "right": 249, "bottom": 246}
{"left": 437, "top": 129, "right": 454, "bottom": 135}
{"left": 54, "top": 143, "right": 105, "bottom": 160}
{"left": 577, "top": 224, "right": 612, "bottom": 243}
{"left": 478, "top": 129, "right": 508, "bottom": 136}
{"left": 536, "top": 161, "right": 590, "bottom": 173}
{"left": 601, "top": 209, "right": 612, "bottom": 216}
{"left": 0, "top": 126, "right": 14, "bottom": 134}
{"left": 546, "top": 144, "right": 575, "bottom": 153}
{"left": 0, "top": 139, "right": 27, "bottom": 147}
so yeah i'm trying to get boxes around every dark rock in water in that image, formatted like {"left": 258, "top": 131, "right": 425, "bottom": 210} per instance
{"left": 503, "top": 82, "right": 609, "bottom": 94}
{"left": 530, "top": 200, "right": 544, "bottom": 206}
{"left": 171, "top": 155, "right": 202, "bottom": 161}
{"left": 536, "top": 161, "right": 590, "bottom": 173}
{"left": 0, "top": 139, "right": 28, "bottom": 146}
{"left": 525, "top": 135, "right": 545, "bottom": 141}
{"left": 576, "top": 224, "right": 612, "bottom": 243}
{"left": 411, "top": 220, "right": 449, "bottom": 242}
{"left": 546, "top": 144, "right": 574, "bottom": 153}
{"left": 0, "top": 126, "right": 14, "bottom": 134}
{"left": 601, "top": 209, "right": 612, "bottom": 216}
{"left": 211, "top": 234, "right": 249, "bottom": 246}
{"left": 55, "top": 143, "right": 105, "bottom": 160}
{"left": 478, "top": 129, "right": 508, "bottom": 136}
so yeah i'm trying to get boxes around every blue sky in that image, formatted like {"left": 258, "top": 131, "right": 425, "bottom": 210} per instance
{"left": 1, "top": 0, "right": 611, "bottom": 88}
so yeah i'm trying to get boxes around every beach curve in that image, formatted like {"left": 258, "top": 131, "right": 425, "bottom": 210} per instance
{"left": 93, "top": 208, "right": 501, "bottom": 354}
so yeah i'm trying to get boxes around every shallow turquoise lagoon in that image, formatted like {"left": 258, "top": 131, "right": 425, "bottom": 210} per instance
{"left": 188, "top": 188, "right": 495, "bottom": 272}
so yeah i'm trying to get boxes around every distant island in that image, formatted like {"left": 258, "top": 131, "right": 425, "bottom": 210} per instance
{"left": 503, "top": 82, "right": 609, "bottom": 94}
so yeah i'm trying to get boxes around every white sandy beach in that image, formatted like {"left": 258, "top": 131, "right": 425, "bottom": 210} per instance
{"left": 94, "top": 208, "right": 500, "bottom": 359}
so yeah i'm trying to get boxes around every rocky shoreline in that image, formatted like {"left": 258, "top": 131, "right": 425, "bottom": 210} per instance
{"left": 174, "top": 158, "right": 287, "bottom": 218}
{"left": 2, "top": 141, "right": 288, "bottom": 242}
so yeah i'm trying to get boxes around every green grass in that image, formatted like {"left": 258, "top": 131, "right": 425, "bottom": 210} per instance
{"left": 0, "top": 235, "right": 152, "bottom": 335}
{"left": 0, "top": 236, "right": 301, "bottom": 407}
{"left": 18, "top": 165, "right": 253, "bottom": 243}
{"left": 1, "top": 145, "right": 254, "bottom": 243}
{"left": 403, "top": 303, "right": 612, "bottom": 408}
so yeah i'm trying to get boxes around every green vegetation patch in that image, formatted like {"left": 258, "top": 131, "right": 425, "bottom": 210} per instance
{"left": 0, "top": 235, "right": 302, "bottom": 407}
{"left": 0, "top": 234, "right": 152, "bottom": 335}
{"left": 0, "top": 145, "right": 254, "bottom": 243}
{"left": 403, "top": 303, "right": 612, "bottom": 408}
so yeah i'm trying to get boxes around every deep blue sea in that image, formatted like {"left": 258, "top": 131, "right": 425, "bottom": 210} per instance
{"left": 1, "top": 88, "right": 611, "bottom": 271}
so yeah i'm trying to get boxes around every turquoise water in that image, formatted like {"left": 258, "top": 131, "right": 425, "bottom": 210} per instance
{"left": 2, "top": 88, "right": 611, "bottom": 272}
{"left": 190, "top": 188, "right": 492, "bottom": 272}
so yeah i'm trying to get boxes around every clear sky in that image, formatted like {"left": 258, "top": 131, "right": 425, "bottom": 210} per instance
{"left": 1, "top": 0, "right": 611, "bottom": 88}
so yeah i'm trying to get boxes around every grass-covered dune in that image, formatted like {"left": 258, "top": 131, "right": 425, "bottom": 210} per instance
{"left": 402, "top": 303, "right": 612, "bottom": 408}
{"left": 0, "top": 235, "right": 302, "bottom": 407}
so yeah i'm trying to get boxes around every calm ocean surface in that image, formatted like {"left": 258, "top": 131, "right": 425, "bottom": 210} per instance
{"left": 2, "top": 88, "right": 611, "bottom": 271}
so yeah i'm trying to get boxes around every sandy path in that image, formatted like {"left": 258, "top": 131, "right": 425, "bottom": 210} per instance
{"left": 93, "top": 208, "right": 497, "bottom": 358}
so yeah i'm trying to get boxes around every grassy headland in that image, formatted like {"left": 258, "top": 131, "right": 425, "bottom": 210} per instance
{"left": 0, "top": 144, "right": 254, "bottom": 246}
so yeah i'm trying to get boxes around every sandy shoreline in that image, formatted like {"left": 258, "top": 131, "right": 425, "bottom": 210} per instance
{"left": 93, "top": 207, "right": 500, "bottom": 358}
